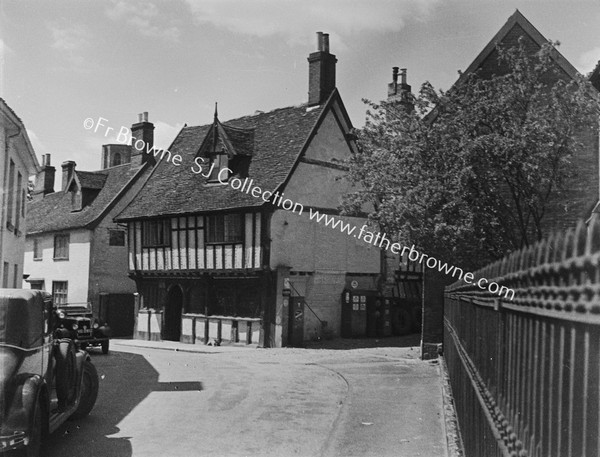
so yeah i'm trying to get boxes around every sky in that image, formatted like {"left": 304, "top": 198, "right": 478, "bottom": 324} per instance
{"left": 2, "top": 0, "right": 600, "bottom": 189}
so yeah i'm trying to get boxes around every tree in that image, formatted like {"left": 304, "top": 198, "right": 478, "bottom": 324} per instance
{"left": 343, "top": 41, "right": 598, "bottom": 270}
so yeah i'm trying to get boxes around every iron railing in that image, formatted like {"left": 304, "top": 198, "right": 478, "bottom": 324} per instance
{"left": 444, "top": 219, "right": 600, "bottom": 457}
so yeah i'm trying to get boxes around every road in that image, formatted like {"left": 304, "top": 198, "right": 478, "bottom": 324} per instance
{"left": 44, "top": 341, "right": 446, "bottom": 457}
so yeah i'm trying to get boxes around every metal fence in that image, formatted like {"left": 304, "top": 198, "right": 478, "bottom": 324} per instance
{"left": 444, "top": 219, "right": 600, "bottom": 457}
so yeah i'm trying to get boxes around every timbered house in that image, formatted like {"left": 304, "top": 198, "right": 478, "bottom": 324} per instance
{"left": 116, "top": 33, "right": 384, "bottom": 347}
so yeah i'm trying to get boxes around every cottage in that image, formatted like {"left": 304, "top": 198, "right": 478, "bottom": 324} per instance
{"left": 23, "top": 115, "right": 156, "bottom": 336}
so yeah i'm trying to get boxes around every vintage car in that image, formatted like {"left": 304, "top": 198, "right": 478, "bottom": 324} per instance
{"left": 54, "top": 302, "right": 111, "bottom": 354}
{"left": 0, "top": 289, "right": 99, "bottom": 456}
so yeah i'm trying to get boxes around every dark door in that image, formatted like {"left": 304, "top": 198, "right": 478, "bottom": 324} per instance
{"left": 288, "top": 297, "right": 304, "bottom": 347}
{"left": 163, "top": 286, "right": 183, "bottom": 341}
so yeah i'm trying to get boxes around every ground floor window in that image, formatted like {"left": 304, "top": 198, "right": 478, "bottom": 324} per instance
{"left": 210, "top": 279, "right": 261, "bottom": 318}
{"left": 29, "top": 280, "right": 45, "bottom": 290}
{"left": 52, "top": 281, "right": 68, "bottom": 304}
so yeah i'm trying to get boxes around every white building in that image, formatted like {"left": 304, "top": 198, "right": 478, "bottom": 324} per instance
{"left": 0, "top": 98, "right": 39, "bottom": 288}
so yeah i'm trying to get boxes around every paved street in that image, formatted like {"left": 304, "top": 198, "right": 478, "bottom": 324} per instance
{"left": 44, "top": 340, "right": 446, "bottom": 457}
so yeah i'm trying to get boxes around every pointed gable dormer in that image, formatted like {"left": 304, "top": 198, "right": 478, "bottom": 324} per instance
{"left": 67, "top": 170, "right": 107, "bottom": 212}
{"left": 197, "top": 104, "right": 255, "bottom": 183}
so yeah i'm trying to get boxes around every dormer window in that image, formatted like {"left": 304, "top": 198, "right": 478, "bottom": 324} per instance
{"left": 208, "top": 149, "right": 229, "bottom": 183}
{"left": 199, "top": 105, "right": 254, "bottom": 184}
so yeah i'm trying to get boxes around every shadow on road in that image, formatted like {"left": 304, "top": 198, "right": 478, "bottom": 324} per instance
{"left": 304, "top": 332, "right": 421, "bottom": 350}
{"left": 44, "top": 350, "right": 202, "bottom": 457}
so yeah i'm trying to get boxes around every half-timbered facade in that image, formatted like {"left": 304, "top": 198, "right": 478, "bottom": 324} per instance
{"left": 117, "top": 33, "right": 384, "bottom": 347}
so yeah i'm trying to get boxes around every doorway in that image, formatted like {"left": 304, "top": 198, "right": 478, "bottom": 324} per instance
{"left": 163, "top": 286, "right": 183, "bottom": 341}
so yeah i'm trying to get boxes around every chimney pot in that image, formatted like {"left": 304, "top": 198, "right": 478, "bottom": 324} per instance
{"left": 131, "top": 112, "right": 155, "bottom": 167}
{"left": 307, "top": 31, "right": 337, "bottom": 106}
{"left": 323, "top": 33, "right": 330, "bottom": 53}
{"left": 32, "top": 154, "right": 55, "bottom": 200}
{"left": 400, "top": 68, "right": 407, "bottom": 85}
{"left": 392, "top": 67, "right": 399, "bottom": 84}
{"left": 61, "top": 161, "right": 76, "bottom": 191}
{"left": 317, "top": 31, "right": 324, "bottom": 51}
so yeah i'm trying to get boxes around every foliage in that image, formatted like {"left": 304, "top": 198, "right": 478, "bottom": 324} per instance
{"left": 344, "top": 40, "right": 598, "bottom": 269}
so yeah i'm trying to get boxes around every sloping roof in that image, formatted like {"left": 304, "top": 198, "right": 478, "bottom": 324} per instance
{"left": 456, "top": 9, "right": 580, "bottom": 86}
{"left": 116, "top": 97, "right": 332, "bottom": 220}
{"left": 27, "top": 163, "right": 145, "bottom": 234}
{"left": 72, "top": 170, "right": 108, "bottom": 190}
{"left": 1, "top": 98, "right": 40, "bottom": 174}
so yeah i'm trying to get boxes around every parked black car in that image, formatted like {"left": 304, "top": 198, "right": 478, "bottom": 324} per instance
{"left": 54, "top": 302, "right": 111, "bottom": 354}
{"left": 0, "top": 289, "right": 99, "bottom": 456}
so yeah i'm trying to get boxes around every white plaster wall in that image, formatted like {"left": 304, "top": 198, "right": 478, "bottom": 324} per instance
{"left": 23, "top": 229, "right": 91, "bottom": 304}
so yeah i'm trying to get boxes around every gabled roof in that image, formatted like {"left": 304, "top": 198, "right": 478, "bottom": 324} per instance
{"left": 456, "top": 9, "right": 580, "bottom": 86}
{"left": 199, "top": 115, "right": 255, "bottom": 158}
{"left": 70, "top": 170, "right": 108, "bottom": 190}
{"left": 116, "top": 91, "right": 345, "bottom": 221}
{"left": 1, "top": 98, "right": 40, "bottom": 175}
{"left": 27, "top": 163, "right": 147, "bottom": 235}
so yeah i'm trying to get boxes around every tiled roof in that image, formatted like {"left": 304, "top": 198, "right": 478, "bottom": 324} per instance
{"left": 27, "top": 163, "right": 144, "bottom": 234}
{"left": 117, "top": 102, "right": 326, "bottom": 220}
{"left": 73, "top": 171, "right": 108, "bottom": 190}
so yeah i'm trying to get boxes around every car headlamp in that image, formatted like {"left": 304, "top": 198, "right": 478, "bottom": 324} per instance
{"left": 72, "top": 323, "right": 79, "bottom": 330}
{"left": 93, "top": 322, "right": 99, "bottom": 329}
{"left": 58, "top": 311, "right": 66, "bottom": 319}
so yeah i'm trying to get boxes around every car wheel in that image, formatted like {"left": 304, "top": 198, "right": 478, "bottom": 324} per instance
{"left": 101, "top": 340, "right": 109, "bottom": 355}
{"left": 70, "top": 360, "right": 99, "bottom": 420}
{"left": 12, "top": 396, "right": 44, "bottom": 457}
{"left": 54, "top": 340, "right": 77, "bottom": 407}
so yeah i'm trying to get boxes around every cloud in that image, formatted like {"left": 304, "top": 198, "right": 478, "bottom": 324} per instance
{"left": 46, "top": 23, "right": 97, "bottom": 71}
{"left": 579, "top": 46, "right": 600, "bottom": 75}
{"left": 106, "top": 1, "right": 181, "bottom": 41}
{"left": 48, "top": 23, "right": 89, "bottom": 51}
{"left": 183, "top": 0, "right": 438, "bottom": 45}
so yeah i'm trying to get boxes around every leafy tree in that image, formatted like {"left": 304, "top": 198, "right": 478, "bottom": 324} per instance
{"left": 343, "top": 41, "right": 598, "bottom": 270}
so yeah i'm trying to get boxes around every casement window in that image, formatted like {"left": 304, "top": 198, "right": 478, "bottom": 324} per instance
{"left": 109, "top": 229, "right": 126, "bottom": 246}
{"left": 15, "top": 172, "right": 22, "bottom": 231}
{"left": 208, "top": 151, "right": 229, "bottom": 182}
{"left": 52, "top": 281, "right": 68, "bottom": 305}
{"left": 6, "top": 160, "right": 15, "bottom": 230}
{"left": 206, "top": 213, "right": 243, "bottom": 244}
{"left": 142, "top": 220, "right": 171, "bottom": 247}
{"left": 53, "top": 234, "right": 70, "bottom": 260}
{"left": 33, "top": 238, "right": 43, "bottom": 260}
{"left": 2, "top": 262, "right": 8, "bottom": 288}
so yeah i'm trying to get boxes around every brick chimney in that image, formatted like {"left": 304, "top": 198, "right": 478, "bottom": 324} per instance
{"left": 307, "top": 32, "right": 337, "bottom": 106}
{"left": 130, "top": 111, "right": 155, "bottom": 166}
{"left": 387, "top": 67, "right": 414, "bottom": 112}
{"left": 31, "top": 153, "right": 55, "bottom": 201}
{"left": 61, "top": 160, "right": 76, "bottom": 191}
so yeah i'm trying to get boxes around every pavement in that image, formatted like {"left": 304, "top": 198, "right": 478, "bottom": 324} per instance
{"left": 44, "top": 336, "right": 449, "bottom": 457}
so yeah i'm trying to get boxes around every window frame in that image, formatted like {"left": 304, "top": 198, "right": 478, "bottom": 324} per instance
{"left": 53, "top": 233, "right": 70, "bottom": 260}
{"left": 52, "top": 281, "right": 68, "bottom": 305}
{"left": 207, "top": 151, "right": 229, "bottom": 183}
{"left": 109, "top": 229, "right": 126, "bottom": 246}
{"left": 141, "top": 220, "right": 171, "bottom": 247}
{"left": 206, "top": 213, "right": 243, "bottom": 245}
{"left": 33, "top": 238, "right": 43, "bottom": 260}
